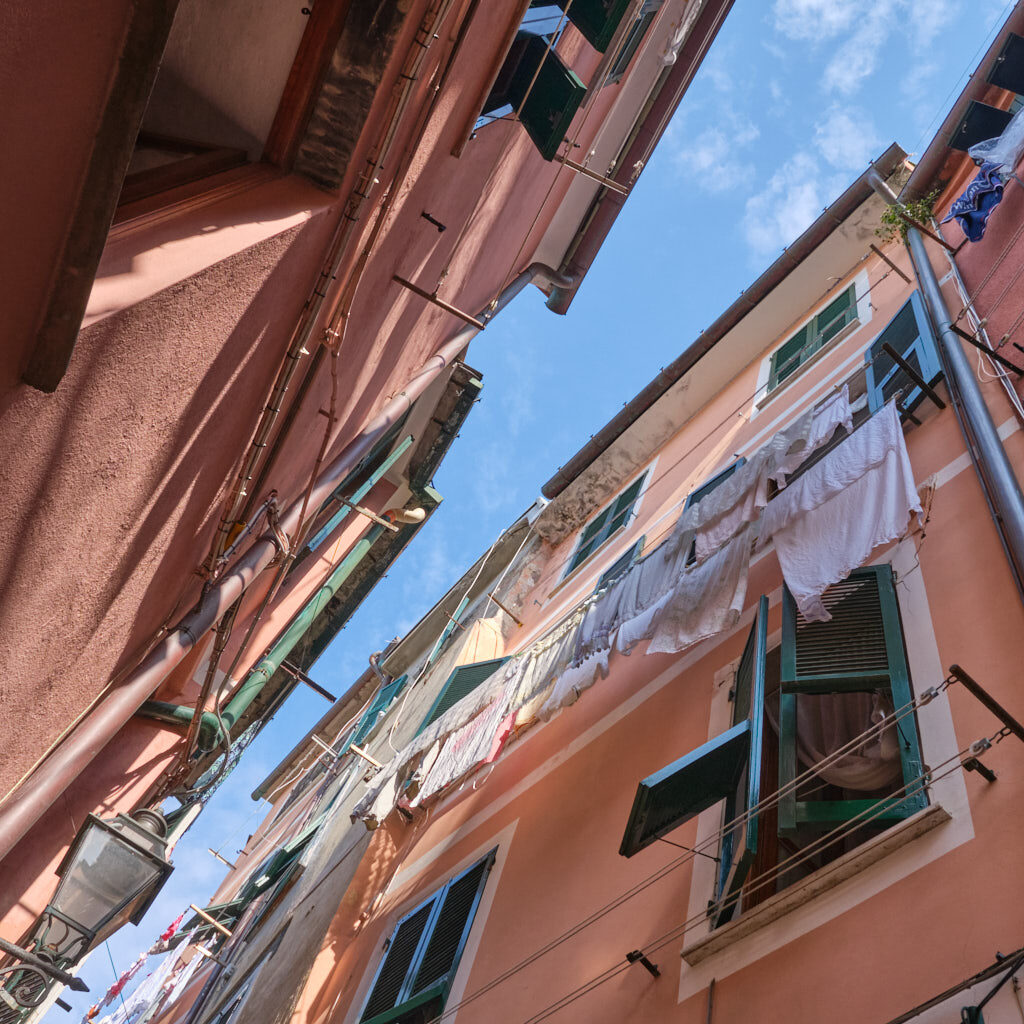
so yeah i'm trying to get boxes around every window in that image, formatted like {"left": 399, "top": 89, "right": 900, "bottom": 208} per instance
{"left": 565, "top": 472, "right": 647, "bottom": 576}
{"left": 767, "top": 284, "right": 859, "bottom": 393}
{"left": 359, "top": 853, "right": 495, "bottom": 1024}
{"left": 682, "top": 460, "right": 746, "bottom": 564}
{"left": 865, "top": 292, "right": 943, "bottom": 417}
{"left": 596, "top": 536, "right": 645, "bottom": 591}
{"left": 416, "top": 659, "right": 508, "bottom": 737}
{"left": 619, "top": 567, "right": 927, "bottom": 928}
{"left": 606, "top": 0, "right": 662, "bottom": 83}
{"left": 344, "top": 675, "right": 409, "bottom": 752}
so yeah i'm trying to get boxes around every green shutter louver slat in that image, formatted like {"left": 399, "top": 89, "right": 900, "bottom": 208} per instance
{"left": 410, "top": 857, "right": 492, "bottom": 995}
{"left": 711, "top": 596, "right": 767, "bottom": 927}
{"left": 347, "top": 675, "right": 409, "bottom": 750}
{"left": 778, "top": 566, "right": 927, "bottom": 835}
{"left": 361, "top": 903, "right": 436, "bottom": 1022}
{"left": 416, "top": 658, "right": 508, "bottom": 736}
{"left": 507, "top": 33, "right": 586, "bottom": 160}
{"left": 555, "top": 0, "right": 634, "bottom": 51}
{"left": 684, "top": 459, "right": 746, "bottom": 512}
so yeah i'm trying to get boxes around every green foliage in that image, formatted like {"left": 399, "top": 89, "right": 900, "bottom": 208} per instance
{"left": 876, "top": 189, "right": 940, "bottom": 243}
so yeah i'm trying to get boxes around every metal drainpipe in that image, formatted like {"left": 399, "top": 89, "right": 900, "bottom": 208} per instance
{"left": 0, "top": 262, "right": 572, "bottom": 864}
{"left": 868, "top": 169, "right": 1024, "bottom": 601}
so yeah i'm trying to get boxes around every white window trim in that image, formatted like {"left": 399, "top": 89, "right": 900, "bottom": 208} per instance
{"left": 560, "top": 465, "right": 654, "bottom": 583}
{"left": 750, "top": 270, "right": 872, "bottom": 419}
{"left": 676, "top": 538, "right": 973, "bottom": 1005}
{"left": 345, "top": 821, "right": 518, "bottom": 1024}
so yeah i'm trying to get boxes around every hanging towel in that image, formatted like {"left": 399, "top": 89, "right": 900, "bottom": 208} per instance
{"left": 647, "top": 526, "right": 752, "bottom": 655}
{"left": 941, "top": 161, "right": 1005, "bottom": 242}
{"left": 761, "top": 402, "right": 921, "bottom": 621}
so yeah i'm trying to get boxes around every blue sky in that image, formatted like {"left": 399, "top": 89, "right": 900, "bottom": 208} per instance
{"left": 51, "top": 1, "right": 1015, "bottom": 1018}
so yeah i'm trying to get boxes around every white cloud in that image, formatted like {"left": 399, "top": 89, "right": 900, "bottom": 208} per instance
{"left": 772, "top": 0, "right": 859, "bottom": 41}
{"left": 814, "top": 105, "right": 881, "bottom": 172}
{"left": 674, "top": 112, "right": 760, "bottom": 192}
{"left": 743, "top": 151, "right": 844, "bottom": 260}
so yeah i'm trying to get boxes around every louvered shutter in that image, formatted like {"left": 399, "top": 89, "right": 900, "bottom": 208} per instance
{"left": 778, "top": 566, "right": 926, "bottom": 833}
{"left": 596, "top": 536, "right": 645, "bottom": 591}
{"left": 554, "top": 0, "right": 633, "bottom": 51}
{"left": 866, "top": 292, "right": 942, "bottom": 416}
{"left": 813, "top": 285, "right": 855, "bottom": 348}
{"left": 682, "top": 460, "right": 746, "bottom": 565}
{"left": 619, "top": 597, "right": 766, "bottom": 862}
{"left": 506, "top": 33, "right": 586, "bottom": 160}
{"left": 347, "top": 675, "right": 409, "bottom": 750}
{"left": 711, "top": 596, "right": 767, "bottom": 927}
{"left": 416, "top": 658, "right": 508, "bottom": 736}
{"left": 769, "top": 326, "right": 809, "bottom": 390}
{"left": 411, "top": 856, "right": 493, "bottom": 995}
{"left": 360, "top": 902, "right": 437, "bottom": 1022}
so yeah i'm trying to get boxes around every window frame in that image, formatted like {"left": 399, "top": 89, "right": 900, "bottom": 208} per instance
{"left": 606, "top": 0, "right": 662, "bottom": 84}
{"left": 765, "top": 282, "right": 861, "bottom": 396}
{"left": 564, "top": 470, "right": 649, "bottom": 578}
{"left": 358, "top": 851, "right": 496, "bottom": 1024}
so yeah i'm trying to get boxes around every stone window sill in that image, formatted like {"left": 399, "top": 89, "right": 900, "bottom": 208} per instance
{"left": 680, "top": 802, "right": 951, "bottom": 966}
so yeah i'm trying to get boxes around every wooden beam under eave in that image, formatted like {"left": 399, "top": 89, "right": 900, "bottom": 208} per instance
{"left": 263, "top": 0, "right": 354, "bottom": 169}
{"left": 23, "top": 0, "right": 180, "bottom": 393}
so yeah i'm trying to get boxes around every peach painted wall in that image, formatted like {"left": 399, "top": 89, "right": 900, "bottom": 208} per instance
{"left": 276, "top": 238, "right": 1024, "bottom": 1024}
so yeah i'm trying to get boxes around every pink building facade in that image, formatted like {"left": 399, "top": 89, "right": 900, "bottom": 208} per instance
{"left": 0, "top": 0, "right": 731, "bottom": 1016}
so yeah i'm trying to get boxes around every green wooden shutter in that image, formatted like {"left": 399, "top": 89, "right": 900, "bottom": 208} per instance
{"left": 769, "top": 325, "right": 809, "bottom": 391}
{"left": 555, "top": 0, "right": 634, "bottom": 51}
{"left": 619, "top": 597, "right": 766, "bottom": 862}
{"left": 346, "top": 675, "right": 409, "bottom": 751}
{"left": 410, "top": 854, "right": 493, "bottom": 996}
{"left": 361, "top": 901, "right": 438, "bottom": 1023}
{"left": 416, "top": 658, "right": 508, "bottom": 736}
{"left": 596, "top": 535, "right": 645, "bottom": 591}
{"left": 865, "top": 292, "right": 943, "bottom": 415}
{"left": 711, "top": 596, "right": 767, "bottom": 927}
{"left": 507, "top": 33, "right": 586, "bottom": 160}
{"left": 778, "top": 566, "right": 926, "bottom": 833}
{"left": 682, "top": 460, "right": 746, "bottom": 565}
{"left": 568, "top": 473, "right": 646, "bottom": 573}
{"left": 813, "top": 285, "right": 856, "bottom": 348}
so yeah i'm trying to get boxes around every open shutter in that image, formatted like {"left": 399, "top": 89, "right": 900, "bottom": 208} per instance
{"left": 347, "top": 675, "right": 409, "bottom": 751}
{"left": 410, "top": 854, "right": 494, "bottom": 997}
{"left": 360, "top": 901, "right": 437, "bottom": 1023}
{"left": 778, "top": 566, "right": 926, "bottom": 833}
{"left": 554, "top": 0, "right": 633, "bottom": 51}
{"left": 416, "top": 658, "right": 508, "bottom": 736}
{"left": 813, "top": 285, "right": 856, "bottom": 349}
{"left": 866, "top": 292, "right": 943, "bottom": 415}
{"left": 618, "top": 596, "right": 766, "bottom": 865}
{"left": 507, "top": 33, "right": 586, "bottom": 160}
{"left": 711, "top": 596, "right": 767, "bottom": 927}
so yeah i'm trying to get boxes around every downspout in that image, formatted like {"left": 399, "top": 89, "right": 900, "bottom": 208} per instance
{"left": 0, "top": 262, "right": 572, "bottom": 864}
{"left": 868, "top": 169, "right": 1024, "bottom": 602}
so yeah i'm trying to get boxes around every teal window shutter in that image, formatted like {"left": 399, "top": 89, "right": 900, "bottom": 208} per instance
{"left": 682, "top": 459, "right": 746, "bottom": 565}
{"left": 619, "top": 596, "right": 767, "bottom": 875}
{"left": 768, "top": 283, "right": 858, "bottom": 393}
{"left": 416, "top": 659, "right": 508, "bottom": 737}
{"left": 506, "top": 33, "right": 586, "bottom": 160}
{"left": 711, "top": 596, "right": 767, "bottom": 927}
{"left": 360, "top": 852, "right": 495, "bottom": 1024}
{"left": 554, "top": 0, "right": 634, "bottom": 51}
{"left": 344, "top": 675, "right": 409, "bottom": 752}
{"left": 567, "top": 472, "right": 647, "bottom": 575}
{"left": 778, "top": 566, "right": 927, "bottom": 834}
{"left": 596, "top": 535, "right": 645, "bottom": 591}
{"left": 865, "top": 291, "right": 943, "bottom": 415}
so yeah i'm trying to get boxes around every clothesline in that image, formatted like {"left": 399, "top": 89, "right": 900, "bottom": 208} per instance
{"left": 352, "top": 393, "right": 922, "bottom": 826}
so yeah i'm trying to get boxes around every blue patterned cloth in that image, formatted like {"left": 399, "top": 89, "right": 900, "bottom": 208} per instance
{"left": 942, "top": 161, "right": 1005, "bottom": 242}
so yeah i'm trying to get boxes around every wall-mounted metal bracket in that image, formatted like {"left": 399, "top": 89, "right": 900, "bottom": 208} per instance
{"left": 625, "top": 950, "right": 660, "bottom": 977}
{"left": 393, "top": 276, "right": 485, "bottom": 329}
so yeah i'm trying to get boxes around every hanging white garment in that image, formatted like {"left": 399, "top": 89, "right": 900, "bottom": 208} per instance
{"left": 761, "top": 402, "right": 921, "bottom": 621}
{"left": 647, "top": 526, "right": 752, "bottom": 655}
{"left": 536, "top": 648, "right": 610, "bottom": 721}
{"left": 413, "top": 693, "right": 512, "bottom": 803}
